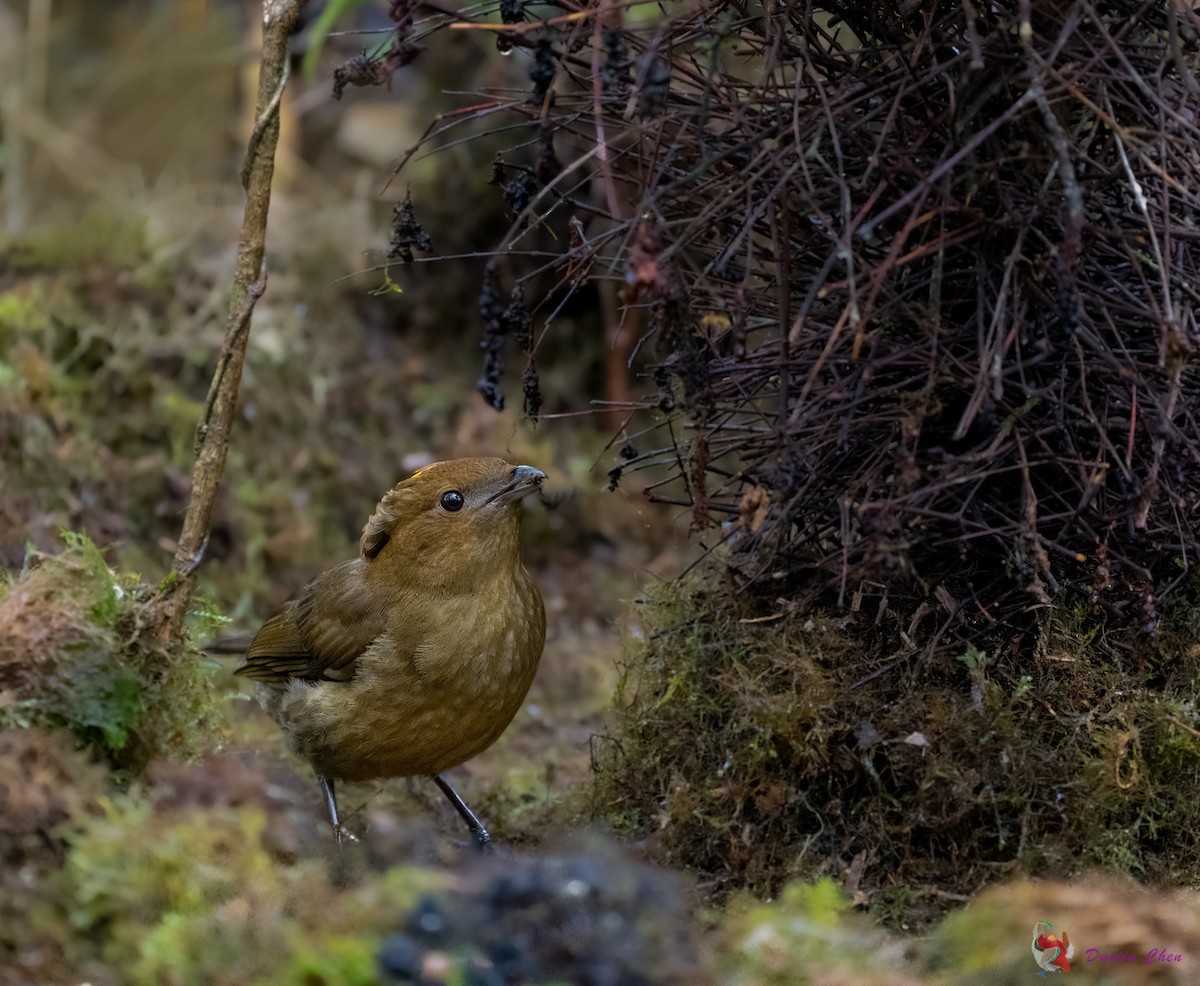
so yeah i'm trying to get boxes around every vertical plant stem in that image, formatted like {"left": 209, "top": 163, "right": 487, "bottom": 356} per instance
{"left": 153, "top": 0, "right": 301, "bottom": 641}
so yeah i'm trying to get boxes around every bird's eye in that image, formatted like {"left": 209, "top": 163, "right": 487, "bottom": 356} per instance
{"left": 440, "top": 490, "right": 465, "bottom": 512}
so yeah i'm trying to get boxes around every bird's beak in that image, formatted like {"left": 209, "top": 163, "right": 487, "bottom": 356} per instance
{"left": 485, "top": 465, "right": 546, "bottom": 507}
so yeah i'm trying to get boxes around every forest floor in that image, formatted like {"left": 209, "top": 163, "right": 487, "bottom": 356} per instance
{"left": 3, "top": 179, "right": 1196, "bottom": 986}
{"left": 1, "top": 9, "right": 1198, "bottom": 981}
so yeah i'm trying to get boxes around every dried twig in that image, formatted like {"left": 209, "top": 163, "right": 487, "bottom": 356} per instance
{"left": 150, "top": 0, "right": 302, "bottom": 641}
{"left": 387, "top": 0, "right": 1200, "bottom": 659}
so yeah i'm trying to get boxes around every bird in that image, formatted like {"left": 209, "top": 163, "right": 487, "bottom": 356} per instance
{"left": 234, "top": 457, "right": 546, "bottom": 848}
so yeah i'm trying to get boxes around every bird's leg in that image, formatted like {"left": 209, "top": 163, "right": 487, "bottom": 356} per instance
{"left": 317, "top": 773, "right": 349, "bottom": 845}
{"left": 432, "top": 774, "right": 491, "bottom": 849}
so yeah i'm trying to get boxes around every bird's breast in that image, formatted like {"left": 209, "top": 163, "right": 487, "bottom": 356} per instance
{"left": 283, "top": 572, "right": 546, "bottom": 781}
{"left": 405, "top": 575, "right": 544, "bottom": 691}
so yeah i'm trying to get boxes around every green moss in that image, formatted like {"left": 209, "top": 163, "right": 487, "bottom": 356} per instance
{"left": 45, "top": 795, "right": 705, "bottom": 986}
{"left": 0, "top": 286, "right": 52, "bottom": 340}
{"left": 924, "top": 902, "right": 1021, "bottom": 979}
{"left": 48, "top": 794, "right": 447, "bottom": 986}
{"left": 0, "top": 532, "right": 223, "bottom": 771}
{"left": 274, "top": 936, "right": 383, "bottom": 986}
{"left": 594, "top": 570, "right": 1200, "bottom": 922}
{"left": 718, "top": 879, "right": 903, "bottom": 985}
{"left": 595, "top": 581, "right": 848, "bottom": 895}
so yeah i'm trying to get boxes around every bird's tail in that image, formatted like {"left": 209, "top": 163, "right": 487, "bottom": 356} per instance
{"left": 203, "top": 632, "right": 255, "bottom": 654}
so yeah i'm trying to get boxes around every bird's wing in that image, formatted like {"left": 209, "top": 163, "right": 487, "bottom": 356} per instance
{"left": 234, "top": 560, "right": 384, "bottom": 685}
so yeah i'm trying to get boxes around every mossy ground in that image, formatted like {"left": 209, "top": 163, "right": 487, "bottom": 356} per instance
{"left": 3, "top": 9, "right": 1199, "bottom": 981}
{"left": 4, "top": 162, "right": 1198, "bottom": 986}
{"left": 1, "top": 233, "right": 1195, "bottom": 986}
{"left": 594, "top": 573, "right": 1200, "bottom": 925}
{"left": 0, "top": 533, "right": 222, "bottom": 772}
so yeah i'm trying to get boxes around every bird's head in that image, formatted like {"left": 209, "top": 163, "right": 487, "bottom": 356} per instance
{"left": 359, "top": 457, "right": 545, "bottom": 580}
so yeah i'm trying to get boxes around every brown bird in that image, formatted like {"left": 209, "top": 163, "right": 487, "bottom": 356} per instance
{"left": 235, "top": 457, "right": 546, "bottom": 847}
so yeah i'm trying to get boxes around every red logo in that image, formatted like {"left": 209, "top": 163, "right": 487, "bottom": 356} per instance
{"left": 1033, "top": 920, "right": 1074, "bottom": 974}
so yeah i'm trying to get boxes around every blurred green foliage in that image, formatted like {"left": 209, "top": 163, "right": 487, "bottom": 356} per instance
{"left": 47, "top": 795, "right": 443, "bottom": 986}
{"left": 720, "top": 880, "right": 912, "bottom": 986}
{"left": 303, "top": 0, "right": 373, "bottom": 79}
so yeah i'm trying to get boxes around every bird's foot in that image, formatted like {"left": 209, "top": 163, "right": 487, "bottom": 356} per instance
{"left": 332, "top": 822, "right": 358, "bottom": 846}
{"left": 432, "top": 774, "right": 495, "bottom": 854}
